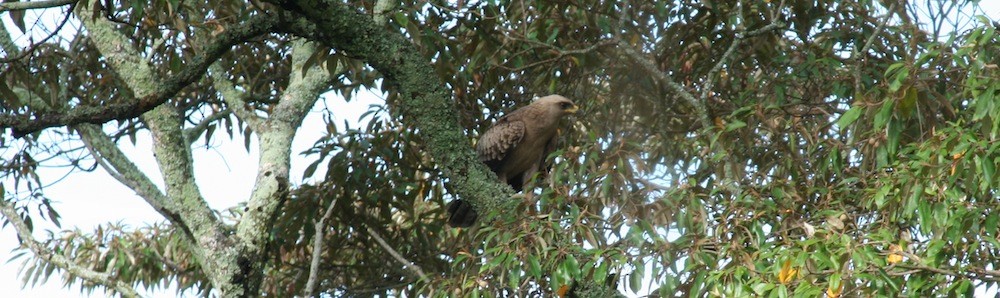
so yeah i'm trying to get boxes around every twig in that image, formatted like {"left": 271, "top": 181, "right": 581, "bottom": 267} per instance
{"left": 616, "top": 41, "right": 712, "bottom": 130}
{"left": 184, "top": 109, "right": 234, "bottom": 143}
{"left": 894, "top": 263, "right": 1000, "bottom": 283}
{"left": 0, "top": 1, "right": 76, "bottom": 63}
{"left": 845, "top": 2, "right": 896, "bottom": 150}
{"left": 499, "top": 37, "right": 616, "bottom": 72}
{"left": 0, "top": 13, "right": 278, "bottom": 138}
{"left": 366, "top": 226, "right": 429, "bottom": 281}
{"left": 0, "top": 200, "right": 141, "bottom": 297}
{"left": 303, "top": 193, "right": 338, "bottom": 297}
{"left": 851, "top": 3, "right": 896, "bottom": 92}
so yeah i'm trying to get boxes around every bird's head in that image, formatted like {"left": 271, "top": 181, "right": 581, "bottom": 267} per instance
{"left": 536, "top": 94, "right": 579, "bottom": 117}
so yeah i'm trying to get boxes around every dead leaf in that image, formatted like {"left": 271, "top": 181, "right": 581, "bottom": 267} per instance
{"left": 887, "top": 244, "right": 903, "bottom": 264}
{"left": 778, "top": 260, "right": 797, "bottom": 284}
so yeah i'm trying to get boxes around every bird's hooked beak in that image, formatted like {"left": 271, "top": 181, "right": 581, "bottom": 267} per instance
{"left": 565, "top": 104, "right": 579, "bottom": 114}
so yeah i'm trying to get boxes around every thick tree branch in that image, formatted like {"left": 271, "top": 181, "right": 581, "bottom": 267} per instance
{"left": 144, "top": 103, "right": 236, "bottom": 289}
{"left": 73, "top": 6, "right": 239, "bottom": 294}
{"left": 228, "top": 39, "right": 332, "bottom": 296}
{"left": 208, "top": 64, "right": 265, "bottom": 132}
{"left": 76, "top": 124, "right": 174, "bottom": 218}
{"left": 0, "top": 0, "right": 74, "bottom": 12}
{"left": 267, "top": 0, "right": 515, "bottom": 223}
{"left": 0, "top": 200, "right": 141, "bottom": 298}
{"left": 0, "top": 11, "right": 277, "bottom": 138}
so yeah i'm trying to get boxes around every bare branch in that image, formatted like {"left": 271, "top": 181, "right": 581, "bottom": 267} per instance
{"left": 0, "top": 2, "right": 76, "bottom": 63}
{"left": 304, "top": 192, "right": 338, "bottom": 297}
{"left": 0, "top": 12, "right": 278, "bottom": 138}
{"left": 0, "top": 199, "right": 141, "bottom": 298}
{"left": 184, "top": 109, "right": 234, "bottom": 143}
{"left": 616, "top": 40, "right": 713, "bottom": 130}
{"left": 366, "top": 226, "right": 429, "bottom": 281}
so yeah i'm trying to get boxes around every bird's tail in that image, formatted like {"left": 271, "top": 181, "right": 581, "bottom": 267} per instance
{"left": 446, "top": 199, "right": 478, "bottom": 227}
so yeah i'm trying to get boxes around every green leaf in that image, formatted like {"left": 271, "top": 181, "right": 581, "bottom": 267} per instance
{"left": 564, "top": 254, "right": 580, "bottom": 278}
{"left": 887, "top": 64, "right": 909, "bottom": 92}
{"left": 874, "top": 99, "right": 894, "bottom": 129}
{"left": 836, "top": 106, "right": 863, "bottom": 129}
{"left": 873, "top": 185, "right": 892, "bottom": 208}
{"left": 394, "top": 12, "right": 409, "bottom": 27}
{"left": 724, "top": 120, "right": 747, "bottom": 132}
{"left": 630, "top": 270, "right": 643, "bottom": 294}
{"left": 528, "top": 255, "right": 542, "bottom": 277}
{"left": 594, "top": 261, "right": 608, "bottom": 286}
{"left": 753, "top": 283, "right": 775, "bottom": 295}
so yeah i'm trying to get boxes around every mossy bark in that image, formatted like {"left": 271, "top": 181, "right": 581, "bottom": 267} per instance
{"left": 266, "top": 0, "right": 516, "bottom": 224}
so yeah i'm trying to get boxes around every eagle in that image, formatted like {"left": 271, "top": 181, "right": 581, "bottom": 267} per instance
{"left": 447, "top": 95, "right": 579, "bottom": 227}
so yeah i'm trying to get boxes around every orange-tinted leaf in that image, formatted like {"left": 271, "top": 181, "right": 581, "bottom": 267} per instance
{"left": 778, "top": 260, "right": 798, "bottom": 284}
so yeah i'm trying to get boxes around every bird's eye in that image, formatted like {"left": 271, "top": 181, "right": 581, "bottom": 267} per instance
{"left": 560, "top": 102, "right": 571, "bottom": 109}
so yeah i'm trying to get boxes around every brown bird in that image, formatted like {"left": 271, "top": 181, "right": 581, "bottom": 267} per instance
{"left": 448, "top": 95, "right": 579, "bottom": 227}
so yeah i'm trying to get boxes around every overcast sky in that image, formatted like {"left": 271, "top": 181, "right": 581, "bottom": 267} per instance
{"left": 2, "top": 3, "right": 999, "bottom": 297}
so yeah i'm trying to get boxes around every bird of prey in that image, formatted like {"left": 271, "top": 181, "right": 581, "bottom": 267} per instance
{"left": 447, "top": 95, "right": 579, "bottom": 227}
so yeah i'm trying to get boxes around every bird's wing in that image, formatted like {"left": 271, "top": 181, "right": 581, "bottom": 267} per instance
{"left": 476, "top": 115, "right": 525, "bottom": 172}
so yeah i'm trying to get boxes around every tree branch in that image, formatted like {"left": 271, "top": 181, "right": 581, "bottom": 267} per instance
{"left": 230, "top": 38, "right": 333, "bottom": 296}
{"left": 267, "top": 0, "right": 515, "bottom": 224}
{"left": 0, "top": 12, "right": 277, "bottom": 138}
{"left": 72, "top": 6, "right": 240, "bottom": 293}
{"left": 615, "top": 2, "right": 783, "bottom": 198}
{"left": 366, "top": 226, "right": 429, "bottom": 281}
{"left": 0, "top": 1, "right": 75, "bottom": 63}
{"left": 616, "top": 40, "right": 713, "bottom": 130}
{"left": 894, "top": 263, "right": 1000, "bottom": 283}
{"left": 303, "top": 191, "right": 338, "bottom": 297}
{"left": 0, "top": 199, "right": 141, "bottom": 298}
{"left": 209, "top": 64, "right": 266, "bottom": 132}
{"left": 0, "top": 0, "right": 74, "bottom": 12}
{"left": 76, "top": 125, "right": 176, "bottom": 219}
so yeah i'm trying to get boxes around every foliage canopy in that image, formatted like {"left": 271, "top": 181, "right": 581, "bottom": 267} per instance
{"left": 0, "top": 0, "right": 998, "bottom": 297}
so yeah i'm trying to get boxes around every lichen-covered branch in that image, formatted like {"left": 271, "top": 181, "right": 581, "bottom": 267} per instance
{"left": 208, "top": 63, "right": 265, "bottom": 132}
{"left": 0, "top": 199, "right": 141, "bottom": 298}
{"left": 76, "top": 124, "right": 173, "bottom": 218}
{"left": 0, "top": 10, "right": 277, "bottom": 138}
{"left": 0, "top": 0, "right": 74, "bottom": 12}
{"left": 231, "top": 39, "right": 332, "bottom": 296}
{"left": 74, "top": 6, "right": 243, "bottom": 295}
{"left": 266, "top": 0, "right": 515, "bottom": 223}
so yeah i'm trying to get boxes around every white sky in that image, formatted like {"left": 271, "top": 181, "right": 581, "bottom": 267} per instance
{"left": 1, "top": 2, "right": 999, "bottom": 298}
